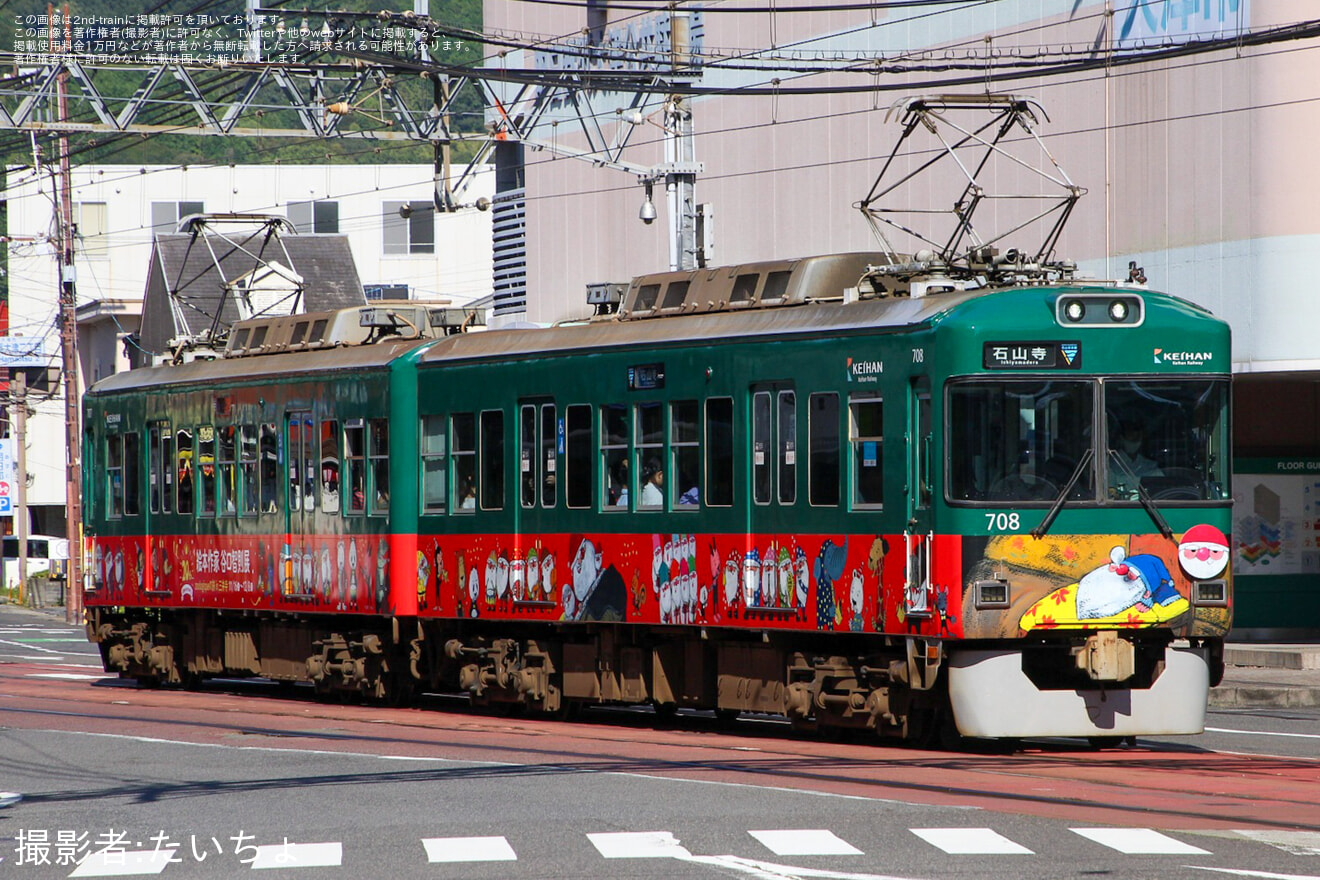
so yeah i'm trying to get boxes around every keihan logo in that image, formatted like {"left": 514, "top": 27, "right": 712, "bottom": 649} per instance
{"left": 847, "top": 357, "right": 883, "bottom": 383}
{"left": 1155, "top": 348, "right": 1212, "bottom": 366}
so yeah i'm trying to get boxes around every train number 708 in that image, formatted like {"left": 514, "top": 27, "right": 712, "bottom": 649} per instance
{"left": 984, "top": 512, "right": 1021, "bottom": 531}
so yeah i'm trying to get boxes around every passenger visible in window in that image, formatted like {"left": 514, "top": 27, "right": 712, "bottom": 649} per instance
{"left": 321, "top": 458, "right": 340, "bottom": 510}
{"left": 610, "top": 459, "right": 630, "bottom": 507}
{"left": 1110, "top": 422, "right": 1161, "bottom": 497}
{"left": 458, "top": 475, "right": 476, "bottom": 509}
{"left": 640, "top": 459, "right": 664, "bottom": 508}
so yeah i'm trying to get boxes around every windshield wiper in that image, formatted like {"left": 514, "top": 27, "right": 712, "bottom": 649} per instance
{"left": 1107, "top": 449, "right": 1175, "bottom": 541}
{"left": 1031, "top": 448, "right": 1093, "bottom": 539}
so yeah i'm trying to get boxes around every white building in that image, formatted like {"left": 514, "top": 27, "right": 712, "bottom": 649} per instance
{"left": 3, "top": 162, "right": 495, "bottom": 536}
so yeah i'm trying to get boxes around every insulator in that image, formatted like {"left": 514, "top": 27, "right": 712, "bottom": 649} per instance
{"left": 326, "top": 102, "right": 352, "bottom": 116}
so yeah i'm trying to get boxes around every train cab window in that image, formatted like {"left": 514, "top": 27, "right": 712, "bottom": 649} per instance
{"left": 369, "top": 419, "right": 390, "bottom": 514}
{"left": 198, "top": 426, "right": 217, "bottom": 516}
{"left": 240, "top": 425, "right": 259, "bottom": 516}
{"left": 809, "top": 392, "right": 840, "bottom": 506}
{"left": 671, "top": 400, "right": 700, "bottom": 508}
{"left": 1103, "top": 378, "right": 1230, "bottom": 502}
{"left": 850, "top": 394, "right": 884, "bottom": 509}
{"left": 345, "top": 420, "right": 366, "bottom": 514}
{"left": 451, "top": 414, "right": 476, "bottom": 512}
{"left": 705, "top": 397, "right": 734, "bottom": 507}
{"left": 176, "top": 428, "right": 194, "bottom": 514}
{"left": 259, "top": 424, "right": 278, "bottom": 513}
{"left": 564, "top": 404, "right": 591, "bottom": 509}
{"left": 420, "top": 414, "right": 447, "bottom": 513}
{"left": 540, "top": 404, "right": 557, "bottom": 508}
{"left": 106, "top": 434, "right": 124, "bottom": 520}
{"left": 636, "top": 402, "right": 664, "bottom": 510}
{"left": 478, "top": 410, "right": 503, "bottom": 510}
{"left": 217, "top": 426, "right": 236, "bottom": 515}
{"left": 602, "top": 403, "right": 629, "bottom": 509}
{"left": 778, "top": 391, "right": 797, "bottom": 504}
{"left": 320, "top": 420, "right": 341, "bottom": 514}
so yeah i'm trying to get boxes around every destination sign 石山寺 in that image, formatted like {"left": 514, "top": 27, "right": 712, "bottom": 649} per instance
{"left": 983, "top": 342, "right": 1082, "bottom": 370}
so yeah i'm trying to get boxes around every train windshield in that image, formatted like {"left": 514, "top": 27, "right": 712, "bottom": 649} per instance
{"left": 948, "top": 378, "right": 1230, "bottom": 505}
{"left": 949, "top": 380, "right": 1094, "bottom": 503}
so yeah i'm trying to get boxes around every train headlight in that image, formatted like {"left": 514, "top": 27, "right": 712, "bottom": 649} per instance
{"left": 1108, "top": 299, "right": 1130, "bottom": 322}
{"left": 1063, "top": 300, "right": 1086, "bottom": 322}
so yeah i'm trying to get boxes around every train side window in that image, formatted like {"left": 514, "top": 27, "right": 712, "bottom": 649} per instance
{"left": 176, "top": 428, "right": 194, "bottom": 514}
{"left": 217, "top": 426, "right": 236, "bottom": 515}
{"left": 705, "top": 397, "right": 734, "bottom": 507}
{"left": 540, "top": 404, "right": 557, "bottom": 508}
{"left": 161, "top": 426, "right": 174, "bottom": 515}
{"left": 451, "top": 413, "right": 475, "bottom": 512}
{"left": 520, "top": 404, "right": 537, "bottom": 509}
{"left": 259, "top": 424, "right": 278, "bottom": 513}
{"left": 601, "top": 403, "right": 628, "bottom": 509}
{"left": 479, "top": 410, "right": 504, "bottom": 510}
{"left": 198, "top": 426, "right": 216, "bottom": 517}
{"left": 636, "top": 401, "right": 664, "bottom": 510}
{"left": 671, "top": 400, "right": 700, "bottom": 507}
{"left": 123, "top": 432, "right": 141, "bottom": 516}
{"left": 148, "top": 425, "right": 164, "bottom": 514}
{"left": 778, "top": 390, "right": 797, "bottom": 505}
{"left": 345, "top": 420, "right": 366, "bottom": 514}
{"left": 809, "top": 392, "right": 840, "bottom": 506}
{"left": 564, "top": 404, "right": 591, "bottom": 509}
{"left": 240, "top": 425, "right": 259, "bottom": 516}
{"left": 369, "top": 419, "right": 390, "bottom": 514}
{"left": 320, "top": 420, "right": 341, "bottom": 514}
{"left": 420, "top": 414, "right": 447, "bottom": 513}
{"left": 850, "top": 394, "right": 884, "bottom": 509}
{"left": 752, "top": 391, "right": 772, "bottom": 505}
{"left": 106, "top": 434, "right": 124, "bottom": 520}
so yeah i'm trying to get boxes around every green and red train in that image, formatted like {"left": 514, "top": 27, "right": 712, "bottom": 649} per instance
{"left": 82, "top": 252, "right": 1233, "bottom": 743}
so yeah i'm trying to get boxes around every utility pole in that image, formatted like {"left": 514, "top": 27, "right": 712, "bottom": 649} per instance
{"left": 13, "top": 370, "right": 28, "bottom": 606}
{"left": 52, "top": 2, "right": 82, "bottom": 623}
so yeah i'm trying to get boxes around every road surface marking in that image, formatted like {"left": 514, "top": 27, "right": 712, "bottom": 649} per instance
{"left": 1072, "top": 827, "right": 1210, "bottom": 854}
{"left": 911, "top": 828, "right": 1033, "bottom": 854}
{"left": 422, "top": 836, "right": 517, "bottom": 863}
{"left": 70, "top": 849, "right": 176, "bottom": 877}
{"left": 1231, "top": 831, "right": 1320, "bottom": 856}
{"left": 1207, "top": 727, "right": 1320, "bottom": 741}
{"left": 749, "top": 829, "right": 863, "bottom": 856}
{"left": 588, "top": 831, "right": 692, "bottom": 858}
{"left": 249, "top": 841, "right": 342, "bottom": 869}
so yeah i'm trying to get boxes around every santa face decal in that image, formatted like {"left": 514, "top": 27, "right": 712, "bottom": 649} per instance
{"left": 1179, "top": 524, "right": 1230, "bottom": 581}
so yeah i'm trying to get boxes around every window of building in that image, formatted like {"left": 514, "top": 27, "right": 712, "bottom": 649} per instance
{"left": 420, "top": 414, "right": 446, "bottom": 513}
{"left": 452, "top": 413, "right": 476, "bottom": 512}
{"left": 564, "top": 404, "right": 591, "bottom": 509}
{"left": 74, "top": 202, "right": 109, "bottom": 259}
{"left": 287, "top": 200, "right": 339, "bottom": 234}
{"left": 601, "top": 403, "right": 628, "bottom": 509}
{"left": 809, "top": 392, "right": 840, "bottom": 506}
{"left": 479, "top": 410, "right": 504, "bottom": 510}
{"left": 382, "top": 200, "right": 435, "bottom": 254}
{"left": 151, "top": 200, "right": 205, "bottom": 234}
{"left": 369, "top": 419, "right": 390, "bottom": 513}
{"left": 850, "top": 394, "right": 884, "bottom": 508}
{"left": 705, "top": 397, "right": 734, "bottom": 507}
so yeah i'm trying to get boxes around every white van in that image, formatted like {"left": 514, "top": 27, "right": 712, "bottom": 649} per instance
{"left": 3, "top": 535, "right": 71, "bottom": 590}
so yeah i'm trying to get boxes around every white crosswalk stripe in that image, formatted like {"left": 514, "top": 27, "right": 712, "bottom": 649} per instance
{"left": 69, "top": 849, "right": 176, "bottom": 877}
{"left": 1071, "top": 827, "right": 1210, "bottom": 854}
{"left": 588, "top": 831, "right": 692, "bottom": 859}
{"left": 248, "top": 841, "right": 342, "bottom": 869}
{"left": 911, "top": 828, "right": 1034, "bottom": 854}
{"left": 1232, "top": 831, "right": 1320, "bottom": 856}
{"left": 421, "top": 836, "right": 518, "bottom": 863}
{"left": 749, "top": 829, "right": 864, "bottom": 856}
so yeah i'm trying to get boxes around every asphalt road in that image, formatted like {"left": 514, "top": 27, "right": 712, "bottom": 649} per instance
{"left": 2, "top": 605, "right": 1318, "bottom": 880}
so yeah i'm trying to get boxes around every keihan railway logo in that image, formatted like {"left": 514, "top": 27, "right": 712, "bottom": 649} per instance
{"left": 847, "top": 358, "right": 883, "bottom": 383}
{"left": 1154, "top": 348, "right": 1213, "bottom": 367}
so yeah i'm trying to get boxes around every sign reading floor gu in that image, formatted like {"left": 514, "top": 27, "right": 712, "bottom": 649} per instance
{"left": 1116, "top": 0, "right": 1250, "bottom": 51}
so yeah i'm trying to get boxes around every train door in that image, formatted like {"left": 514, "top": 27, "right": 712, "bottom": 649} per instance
{"left": 284, "top": 409, "right": 315, "bottom": 597}
{"left": 748, "top": 381, "right": 797, "bottom": 612}
{"left": 904, "top": 378, "right": 933, "bottom": 617}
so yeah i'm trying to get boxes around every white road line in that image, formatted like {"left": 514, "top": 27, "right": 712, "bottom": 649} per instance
{"left": 1071, "top": 827, "right": 1210, "bottom": 854}
{"left": 1188, "top": 868, "right": 1320, "bottom": 880}
{"left": 26, "top": 672, "right": 108, "bottom": 680}
{"left": 249, "top": 841, "right": 342, "bottom": 869}
{"left": 1231, "top": 830, "right": 1320, "bottom": 856}
{"left": 910, "top": 828, "right": 1033, "bottom": 855}
{"left": 684, "top": 855, "right": 927, "bottom": 880}
{"left": 1207, "top": 727, "right": 1320, "bottom": 741}
{"left": 422, "top": 836, "right": 517, "bottom": 863}
{"left": 0, "top": 638, "right": 64, "bottom": 654}
{"left": 70, "top": 849, "right": 177, "bottom": 877}
{"left": 749, "top": 829, "right": 863, "bottom": 856}
{"left": 588, "top": 831, "right": 692, "bottom": 859}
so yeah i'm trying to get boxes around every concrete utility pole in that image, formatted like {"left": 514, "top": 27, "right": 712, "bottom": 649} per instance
{"left": 52, "top": 2, "right": 82, "bottom": 623}
{"left": 13, "top": 370, "right": 28, "bottom": 605}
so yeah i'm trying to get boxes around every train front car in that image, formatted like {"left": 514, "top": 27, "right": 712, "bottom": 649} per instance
{"left": 936, "top": 286, "right": 1232, "bottom": 740}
